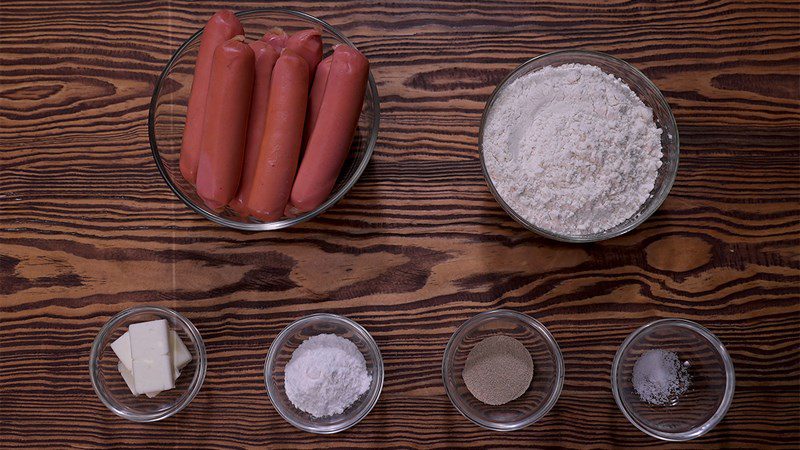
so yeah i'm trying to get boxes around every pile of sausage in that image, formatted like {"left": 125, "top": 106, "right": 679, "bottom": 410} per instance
{"left": 179, "top": 10, "right": 369, "bottom": 221}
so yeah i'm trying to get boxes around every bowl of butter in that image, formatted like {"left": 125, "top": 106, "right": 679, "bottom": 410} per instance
{"left": 89, "top": 306, "right": 207, "bottom": 422}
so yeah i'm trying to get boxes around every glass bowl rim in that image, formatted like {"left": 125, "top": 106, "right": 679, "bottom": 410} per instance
{"left": 610, "top": 318, "right": 736, "bottom": 441}
{"left": 478, "top": 49, "right": 680, "bottom": 243}
{"left": 263, "top": 312, "right": 384, "bottom": 434}
{"left": 148, "top": 7, "right": 380, "bottom": 231}
{"left": 88, "top": 305, "right": 208, "bottom": 422}
{"left": 441, "top": 309, "right": 565, "bottom": 431}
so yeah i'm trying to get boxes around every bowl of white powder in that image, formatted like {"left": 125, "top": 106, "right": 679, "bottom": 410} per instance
{"left": 612, "top": 319, "right": 735, "bottom": 441}
{"left": 264, "top": 313, "right": 383, "bottom": 434}
{"left": 480, "top": 50, "right": 679, "bottom": 242}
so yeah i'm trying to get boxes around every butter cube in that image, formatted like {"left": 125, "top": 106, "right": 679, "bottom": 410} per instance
{"left": 129, "top": 319, "right": 170, "bottom": 360}
{"left": 170, "top": 330, "right": 192, "bottom": 371}
{"left": 129, "top": 319, "right": 174, "bottom": 394}
{"left": 116, "top": 328, "right": 190, "bottom": 378}
{"left": 110, "top": 332, "right": 133, "bottom": 372}
{"left": 119, "top": 362, "right": 163, "bottom": 398}
{"left": 132, "top": 353, "right": 174, "bottom": 394}
{"left": 115, "top": 320, "right": 189, "bottom": 397}
{"left": 118, "top": 362, "right": 140, "bottom": 396}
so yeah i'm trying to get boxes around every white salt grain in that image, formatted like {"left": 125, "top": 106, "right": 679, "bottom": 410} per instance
{"left": 632, "top": 349, "right": 690, "bottom": 406}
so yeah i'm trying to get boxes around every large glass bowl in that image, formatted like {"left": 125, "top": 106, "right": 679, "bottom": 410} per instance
{"left": 612, "top": 319, "right": 735, "bottom": 441}
{"left": 149, "top": 8, "right": 379, "bottom": 230}
{"left": 442, "top": 310, "right": 564, "bottom": 431}
{"left": 479, "top": 50, "right": 679, "bottom": 242}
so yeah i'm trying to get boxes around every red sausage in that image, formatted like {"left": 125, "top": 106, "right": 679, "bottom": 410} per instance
{"left": 302, "top": 55, "right": 332, "bottom": 148}
{"left": 180, "top": 10, "right": 243, "bottom": 185}
{"left": 244, "top": 49, "right": 309, "bottom": 221}
{"left": 262, "top": 28, "right": 287, "bottom": 53}
{"left": 285, "top": 29, "right": 322, "bottom": 80}
{"left": 229, "top": 41, "right": 280, "bottom": 215}
{"left": 287, "top": 45, "right": 369, "bottom": 215}
{"left": 195, "top": 36, "right": 254, "bottom": 211}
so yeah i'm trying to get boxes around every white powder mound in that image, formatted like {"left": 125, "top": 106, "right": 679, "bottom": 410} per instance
{"left": 632, "top": 349, "right": 690, "bottom": 406}
{"left": 483, "top": 63, "right": 663, "bottom": 235}
{"left": 284, "top": 333, "right": 372, "bottom": 418}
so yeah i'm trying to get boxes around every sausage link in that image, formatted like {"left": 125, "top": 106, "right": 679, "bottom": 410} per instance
{"left": 302, "top": 55, "right": 332, "bottom": 149}
{"left": 230, "top": 41, "right": 280, "bottom": 215}
{"left": 195, "top": 36, "right": 255, "bottom": 211}
{"left": 287, "top": 45, "right": 369, "bottom": 214}
{"left": 244, "top": 49, "right": 310, "bottom": 221}
{"left": 262, "top": 27, "right": 287, "bottom": 52}
{"left": 285, "top": 29, "right": 323, "bottom": 80}
{"left": 179, "top": 10, "right": 243, "bottom": 185}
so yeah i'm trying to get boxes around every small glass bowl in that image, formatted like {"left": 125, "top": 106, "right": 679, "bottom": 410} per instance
{"left": 612, "top": 319, "right": 735, "bottom": 441}
{"left": 89, "top": 306, "right": 207, "bottom": 422}
{"left": 264, "top": 313, "right": 384, "bottom": 434}
{"left": 479, "top": 50, "right": 679, "bottom": 242}
{"left": 149, "top": 8, "right": 380, "bottom": 230}
{"left": 442, "top": 310, "right": 564, "bottom": 431}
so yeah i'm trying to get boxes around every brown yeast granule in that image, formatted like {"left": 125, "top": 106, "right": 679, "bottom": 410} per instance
{"left": 463, "top": 335, "right": 533, "bottom": 406}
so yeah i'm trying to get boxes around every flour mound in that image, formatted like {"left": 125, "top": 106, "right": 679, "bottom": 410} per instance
{"left": 483, "top": 63, "right": 663, "bottom": 235}
{"left": 284, "top": 333, "right": 372, "bottom": 418}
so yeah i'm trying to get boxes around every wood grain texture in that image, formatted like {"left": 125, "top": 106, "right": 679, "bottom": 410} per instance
{"left": 1, "top": 0, "right": 799, "bottom": 448}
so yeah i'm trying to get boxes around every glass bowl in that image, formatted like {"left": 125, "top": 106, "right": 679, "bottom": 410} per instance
{"left": 89, "top": 306, "right": 207, "bottom": 422}
{"left": 264, "top": 313, "right": 383, "bottom": 434}
{"left": 442, "top": 310, "right": 564, "bottom": 431}
{"left": 149, "top": 8, "right": 380, "bottom": 230}
{"left": 479, "top": 50, "right": 679, "bottom": 242}
{"left": 612, "top": 319, "right": 735, "bottom": 441}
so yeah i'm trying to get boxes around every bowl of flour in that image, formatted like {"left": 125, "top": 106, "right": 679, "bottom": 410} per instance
{"left": 480, "top": 50, "right": 679, "bottom": 242}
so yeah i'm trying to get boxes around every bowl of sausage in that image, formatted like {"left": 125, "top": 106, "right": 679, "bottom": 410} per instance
{"left": 149, "top": 8, "right": 379, "bottom": 230}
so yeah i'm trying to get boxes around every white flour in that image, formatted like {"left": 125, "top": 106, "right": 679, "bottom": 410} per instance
{"left": 483, "top": 63, "right": 663, "bottom": 235}
{"left": 284, "top": 333, "right": 372, "bottom": 418}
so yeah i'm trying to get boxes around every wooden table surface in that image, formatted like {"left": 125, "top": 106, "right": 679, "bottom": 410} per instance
{"left": 1, "top": 0, "right": 799, "bottom": 448}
